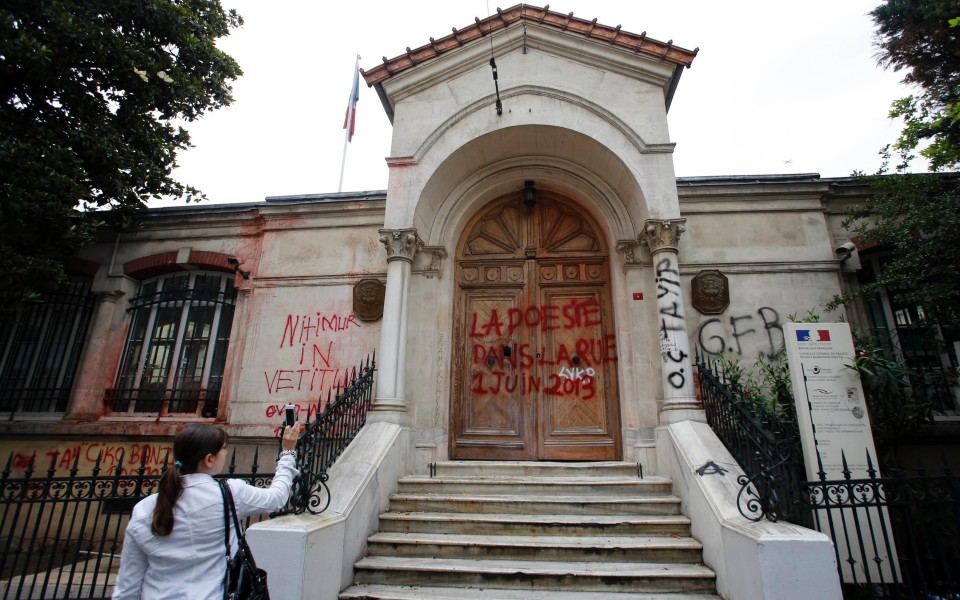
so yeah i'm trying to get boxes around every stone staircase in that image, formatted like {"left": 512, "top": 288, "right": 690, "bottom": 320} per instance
{"left": 340, "top": 461, "right": 719, "bottom": 599}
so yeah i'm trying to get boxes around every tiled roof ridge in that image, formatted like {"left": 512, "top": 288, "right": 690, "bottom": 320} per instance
{"left": 361, "top": 3, "right": 698, "bottom": 86}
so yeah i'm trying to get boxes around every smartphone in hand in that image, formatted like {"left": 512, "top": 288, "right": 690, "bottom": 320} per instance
{"left": 284, "top": 404, "right": 297, "bottom": 428}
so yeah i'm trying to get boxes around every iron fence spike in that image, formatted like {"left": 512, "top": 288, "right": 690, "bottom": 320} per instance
{"left": 841, "top": 451, "right": 852, "bottom": 480}
{"left": 25, "top": 452, "right": 37, "bottom": 478}
{"left": 116, "top": 448, "right": 128, "bottom": 476}
{"left": 865, "top": 449, "right": 877, "bottom": 479}
{"left": 69, "top": 451, "right": 81, "bottom": 477}
{"left": 249, "top": 446, "right": 259, "bottom": 474}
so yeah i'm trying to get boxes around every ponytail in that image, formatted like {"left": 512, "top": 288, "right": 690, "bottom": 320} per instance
{"left": 151, "top": 465, "right": 182, "bottom": 536}
{"left": 151, "top": 424, "right": 229, "bottom": 537}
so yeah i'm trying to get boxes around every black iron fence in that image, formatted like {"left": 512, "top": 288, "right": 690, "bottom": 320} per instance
{"left": 801, "top": 452, "right": 960, "bottom": 599}
{"left": 286, "top": 353, "right": 376, "bottom": 515}
{"left": 696, "top": 356, "right": 806, "bottom": 524}
{"left": 0, "top": 449, "right": 273, "bottom": 599}
{"left": 0, "top": 353, "right": 376, "bottom": 598}
{"left": 697, "top": 357, "right": 960, "bottom": 599}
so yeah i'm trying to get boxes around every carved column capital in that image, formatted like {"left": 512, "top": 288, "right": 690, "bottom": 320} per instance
{"left": 420, "top": 246, "right": 447, "bottom": 279}
{"left": 616, "top": 239, "right": 642, "bottom": 269}
{"left": 640, "top": 219, "right": 686, "bottom": 254}
{"left": 378, "top": 228, "right": 423, "bottom": 263}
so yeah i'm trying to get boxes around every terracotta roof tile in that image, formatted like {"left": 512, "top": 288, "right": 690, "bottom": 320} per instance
{"left": 361, "top": 3, "right": 697, "bottom": 87}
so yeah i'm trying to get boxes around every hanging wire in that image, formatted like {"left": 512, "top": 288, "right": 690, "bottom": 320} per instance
{"left": 486, "top": 0, "right": 503, "bottom": 116}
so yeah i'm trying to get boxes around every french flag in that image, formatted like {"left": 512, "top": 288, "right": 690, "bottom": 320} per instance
{"left": 796, "top": 329, "right": 831, "bottom": 342}
{"left": 343, "top": 57, "right": 360, "bottom": 142}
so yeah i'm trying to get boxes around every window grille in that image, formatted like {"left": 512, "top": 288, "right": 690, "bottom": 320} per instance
{"left": 107, "top": 272, "right": 236, "bottom": 416}
{"left": 0, "top": 278, "right": 95, "bottom": 414}
{"left": 859, "top": 253, "right": 960, "bottom": 415}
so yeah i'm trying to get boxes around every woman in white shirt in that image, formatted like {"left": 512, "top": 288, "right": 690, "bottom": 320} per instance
{"left": 112, "top": 424, "right": 300, "bottom": 599}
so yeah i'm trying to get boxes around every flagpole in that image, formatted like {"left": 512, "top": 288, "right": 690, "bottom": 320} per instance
{"left": 339, "top": 54, "right": 360, "bottom": 193}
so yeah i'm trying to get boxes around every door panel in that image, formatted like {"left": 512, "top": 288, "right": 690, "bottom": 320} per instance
{"left": 453, "top": 280, "right": 536, "bottom": 460}
{"left": 451, "top": 194, "right": 620, "bottom": 461}
{"left": 538, "top": 286, "right": 618, "bottom": 460}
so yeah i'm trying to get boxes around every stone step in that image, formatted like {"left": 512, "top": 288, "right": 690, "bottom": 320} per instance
{"left": 397, "top": 476, "right": 671, "bottom": 497}
{"left": 389, "top": 492, "right": 682, "bottom": 515}
{"left": 429, "top": 461, "right": 644, "bottom": 479}
{"left": 367, "top": 531, "right": 704, "bottom": 563}
{"left": 353, "top": 556, "right": 716, "bottom": 594}
{"left": 377, "top": 512, "right": 692, "bottom": 537}
{"left": 341, "top": 583, "right": 721, "bottom": 599}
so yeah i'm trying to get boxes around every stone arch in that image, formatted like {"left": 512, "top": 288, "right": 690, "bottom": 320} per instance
{"left": 410, "top": 85, "right": 672, "bottom": 164}
{"left": 122, "top": 250, "right": 235, "bottom": 281}
{"left": 412, "top": 125, "right": 650, "bottom": 254}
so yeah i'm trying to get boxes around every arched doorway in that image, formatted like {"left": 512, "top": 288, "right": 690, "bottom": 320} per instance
{"left": 449, "top": 191, "right": 621, "bottom": 460}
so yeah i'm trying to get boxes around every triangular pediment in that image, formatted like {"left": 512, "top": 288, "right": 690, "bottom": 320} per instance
{"left": 361, "top": 4, "right": 697, "bottom": 120}
{"left": 362, "top": 4, "right": 696, "bottom": 87}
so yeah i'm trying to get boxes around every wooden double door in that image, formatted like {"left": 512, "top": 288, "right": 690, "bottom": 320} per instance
{"left": 450, "top": 193, "right": 621, "bottom": 460}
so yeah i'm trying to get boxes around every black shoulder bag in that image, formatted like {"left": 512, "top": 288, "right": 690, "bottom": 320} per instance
{"left": 219, "top": 480, "right": 270, "bottom": 600}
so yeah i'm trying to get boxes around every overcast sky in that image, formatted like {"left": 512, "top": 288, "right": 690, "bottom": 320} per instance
{"left": 160, "top": 0, "right": 915, "bottom": 208}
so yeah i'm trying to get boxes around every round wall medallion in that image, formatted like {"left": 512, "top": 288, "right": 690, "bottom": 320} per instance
{"left": 564, "top": 265, "right": 580, "bottom": 280}
{"left": 463, "top": 268, "right": 478, "bottom": 282}
{"left": 353, "top": 278, "right": 386, "bottom": 321}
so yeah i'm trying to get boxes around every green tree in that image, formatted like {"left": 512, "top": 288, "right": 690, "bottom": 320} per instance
{"left": 840, "top": 172, "right": 960, "bottom": 330}
{"left": 832, "top": 2, "right": 960, "bottom": 331}
{"left": 0, "top": 0, "right": 243, "bottom": 310}
{"left": 871, "top": 0, "right": 960, "bottom": 170}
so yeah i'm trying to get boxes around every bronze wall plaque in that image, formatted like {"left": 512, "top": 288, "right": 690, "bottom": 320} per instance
{"left": 692, "top": 270, "right": 729, "bottom": 315}
{"left": 353, "top": 278, "right": 386, "bottom": 321}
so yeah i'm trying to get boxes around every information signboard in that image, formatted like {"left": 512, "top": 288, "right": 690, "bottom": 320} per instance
{"left": 784, "top": 322, "right": 898, "bottom": 583}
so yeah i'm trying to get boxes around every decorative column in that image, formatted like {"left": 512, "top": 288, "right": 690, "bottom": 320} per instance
{"left": 373, "top": 227, "right": 423, "bottom": 421}
{"left": 640, "top": 219, "right": 704, "bottom": 424}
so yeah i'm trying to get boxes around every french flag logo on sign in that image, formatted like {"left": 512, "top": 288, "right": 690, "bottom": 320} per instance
{"left": 796, "top": 329, "right": 831, "bottom": 342}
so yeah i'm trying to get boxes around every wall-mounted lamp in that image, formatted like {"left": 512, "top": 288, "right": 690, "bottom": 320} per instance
{"left": 523, "top": 181, "right": 537, "bottom": 208}
{"left": 489, "top": 57, "right": 503, "bottom": 116}
{"left": 226, "top": 257, "right": 250, "bottom": 279}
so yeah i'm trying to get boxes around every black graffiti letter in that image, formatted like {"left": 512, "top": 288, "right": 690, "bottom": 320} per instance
{"left": 757, "top": 306, "right": 784, "bottom": 359}
{"left": 697, "top": 318, "right": 726, "bottom": 356}
{"left": 665, "top": 348, "right": 688, "bottom": 363}
{"left": 728, "top": 315, "right": 755, "bottom": 356}
{"left": 655, "top": 258, "right": 681, "bottom": 299}
{"left": 667, "top": 369, "right": 686, "bottom": 389}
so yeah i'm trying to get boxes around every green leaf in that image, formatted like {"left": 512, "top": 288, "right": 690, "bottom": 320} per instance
{"left": 0, "top": 0, "right": 243, "bottom": 313}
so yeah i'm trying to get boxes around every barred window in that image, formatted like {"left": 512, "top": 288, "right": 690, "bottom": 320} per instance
{"left": 107, "top": 272, "right": 236, "bottom": 416}
{"left": 0, "top": 278, "right": 95, "bottom": 415}
{"left": 859, "top": 253, "right": 959, "bottom": 415}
